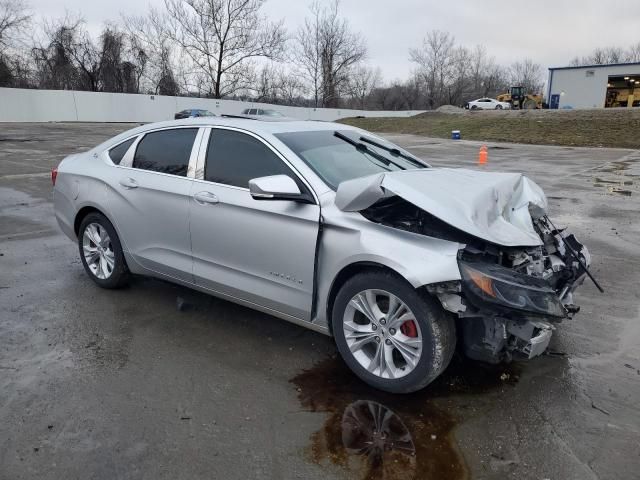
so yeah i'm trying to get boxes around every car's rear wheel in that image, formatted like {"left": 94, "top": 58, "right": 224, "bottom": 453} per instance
{"left": 78, "top": 212, "right": 130, "bottom": 289}
{"left": 331, "top": 271, "right": 456, "bottom": 393}
{"left": 470, "top": 105, "right": 478, "bottom": 110}
{"left": 495, "top": 104, "right": 503, "bottom": 110}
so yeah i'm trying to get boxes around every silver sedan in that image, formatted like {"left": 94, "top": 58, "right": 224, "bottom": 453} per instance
{"left": 53, "top": 118, "right": 593, "bottom": 392}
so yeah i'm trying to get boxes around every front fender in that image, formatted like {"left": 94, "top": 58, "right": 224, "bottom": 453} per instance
{"left": 313, "top": 203, "right": 463, "bottom": 330}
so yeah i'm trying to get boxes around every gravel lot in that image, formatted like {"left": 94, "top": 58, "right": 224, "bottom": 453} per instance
{"left": 1, "top": 123, "right": 639, "bottom": 480}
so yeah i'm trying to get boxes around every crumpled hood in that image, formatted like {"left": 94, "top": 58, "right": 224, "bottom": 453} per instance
{"left": 335, "top": 168, "right": 548, "bottom": 247}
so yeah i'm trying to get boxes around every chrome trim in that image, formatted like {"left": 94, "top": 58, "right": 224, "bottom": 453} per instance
{"left": 110, "top": 126, "right": 204, "bottom": 179}
{"left": 187, "top": 128, "right": 206, "bottom": 179}
{"left": 194, "top": 127, "right": 210, "bottom": 180}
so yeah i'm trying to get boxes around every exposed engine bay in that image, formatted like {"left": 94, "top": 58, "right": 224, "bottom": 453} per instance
{"left": 360, "top": 196, "right": 594, "bottom": 363}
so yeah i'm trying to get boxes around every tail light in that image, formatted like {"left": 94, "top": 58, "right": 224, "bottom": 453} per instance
{"left": 51, "top": 167, "right": 58, "bottom": 186}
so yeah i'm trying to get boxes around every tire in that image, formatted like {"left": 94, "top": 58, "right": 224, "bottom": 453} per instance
{"left": 78, "top": 212, "right": 130, "bottom": 289}
{"left": 470, "top": 105, "right": 478, "bottom": 110}
{"left": 495, "top": 105, "right": 503, "bottom": 110}
{"left": 331, "top": 271, "right": 456, "bottom": 393}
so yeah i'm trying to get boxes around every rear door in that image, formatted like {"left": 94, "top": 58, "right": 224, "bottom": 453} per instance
{"left": 189, "top": 127, "right": 320, "bottom": 320}
{"left": 105, "top": 127, "right": 203, "bottom": 282}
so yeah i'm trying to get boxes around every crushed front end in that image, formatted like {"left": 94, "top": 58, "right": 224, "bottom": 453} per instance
{"left": 340, "top": 168, "right": 597, "bottom": 364}
{"left": 431, "top": 211, "right": 592, "bottom": 363}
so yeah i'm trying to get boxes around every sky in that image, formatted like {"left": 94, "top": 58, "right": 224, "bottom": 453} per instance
{"left": 27, "top": 0, "right": 640, "bottom": 82}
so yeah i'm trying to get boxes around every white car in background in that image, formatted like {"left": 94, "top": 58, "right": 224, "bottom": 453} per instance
{"left": 465, "top": 98, "right": 511, "bottom": 110}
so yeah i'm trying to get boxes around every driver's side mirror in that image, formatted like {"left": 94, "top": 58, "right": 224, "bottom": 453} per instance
{"left": 249, "top": 175, "right": 314, "bottom": 204}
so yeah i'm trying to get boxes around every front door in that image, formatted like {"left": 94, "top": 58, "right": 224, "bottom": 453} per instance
{"left": 189, "top": 127, "right": 320, "bottom": 320}
{"left": 105, "top": 127, "right": 200, "bottom": 282}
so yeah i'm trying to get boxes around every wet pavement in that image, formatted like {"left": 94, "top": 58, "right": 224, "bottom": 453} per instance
{"left": 1, "top": 123, "right": 639, "bottom": 479}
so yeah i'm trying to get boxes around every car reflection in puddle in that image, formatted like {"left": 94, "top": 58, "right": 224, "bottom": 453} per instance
{"left": 341, "top": 400, "right": 417, "bottom": 478}
{"left": 292, "top": 355, "right": 521, "bottom": 480}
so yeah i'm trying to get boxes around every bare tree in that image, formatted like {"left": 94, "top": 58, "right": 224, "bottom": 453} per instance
{"left": 626, "top": 42, "right": 640, "bottom": 63}
{"left": 409, "top": 30, "right": 455, "bottom": 108}
{"left": 295, "top": 0, "right": 366, "bottom": 108}
{"left": 508, "top": 58, "right": 543, "bottom": 93}
{"left": 345, "top": 64, "right": 380, "bottom": 109}
{"left": 99, "top": 26, "right": 124, "bottom": 92}
{"left": 0, "top": 0, "right": 29, "bottom": 51}
{"left": 252, "top": 63, "right": 305, "bottom": 105}
{"left": 295, "top": 1, "right": 323, "bottom": 106}
{"left": 123, "top": 12, "right": 176, "bottom": 94}
{"left": 32, "top": 16, "right": 82, "bottom": 89}
{"left": 68, "top": 26, "right": 101, "bottom": 91}
{"left": 570, "top": 46, "right": 627, "bottom": 66}
{"left": 159, "top": 0, "right": 285, "bottom": 98}
{"left": 0, "top": 0, "right": 30, "bottom": 86}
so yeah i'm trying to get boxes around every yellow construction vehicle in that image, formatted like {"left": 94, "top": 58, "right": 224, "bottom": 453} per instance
{"left": 497, "top": 86, "right": 543, "bottom": 109}
{"left": 605, "top": 86, "right": 639, "bottom": 108}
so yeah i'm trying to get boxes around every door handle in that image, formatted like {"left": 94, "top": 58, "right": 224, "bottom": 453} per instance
{"left": 193, "top": 191, "right": 219, "bottom": 205}
{"left": 119, "top": 177, "right": 139, "bottom": 189}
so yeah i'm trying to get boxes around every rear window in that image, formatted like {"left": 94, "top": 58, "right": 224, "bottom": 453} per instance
{"left": 133, "top": 128, "right": 198, "bottom": 176}
{"left": 108, "top": 138, "right": 135, "bottom": 165}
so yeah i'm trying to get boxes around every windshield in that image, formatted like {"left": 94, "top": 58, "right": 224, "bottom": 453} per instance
{"left": 275, "top": 130, "right": 426, "bottom": 190}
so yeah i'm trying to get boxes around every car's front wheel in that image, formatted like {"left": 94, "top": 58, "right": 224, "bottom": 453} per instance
{"left": 332, "top": 271, "right": 456, "bottom": 393}
{"left": 78, "top": 212, "right": 130, "bottom": 289}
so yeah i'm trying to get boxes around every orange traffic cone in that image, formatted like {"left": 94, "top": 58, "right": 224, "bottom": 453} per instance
{"left": 478, "top": 145, "right": 488, "bottom": 166}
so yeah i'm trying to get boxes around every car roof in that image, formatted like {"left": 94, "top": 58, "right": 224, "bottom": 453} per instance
{"left": 92, "top": 118, "right": 361, "bottom": 152}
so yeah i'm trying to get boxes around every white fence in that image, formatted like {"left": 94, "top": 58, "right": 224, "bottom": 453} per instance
{"left": 0, "top": 87, "right": 424, "bottom": 123}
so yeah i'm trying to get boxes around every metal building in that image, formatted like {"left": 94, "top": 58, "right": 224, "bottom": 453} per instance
{"left": 547, "top": 62, "right": 640, "bottom": 109}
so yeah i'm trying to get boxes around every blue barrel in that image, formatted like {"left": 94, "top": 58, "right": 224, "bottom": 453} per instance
{"left": 451, "top": 130, "right": 461, "bottom": 140}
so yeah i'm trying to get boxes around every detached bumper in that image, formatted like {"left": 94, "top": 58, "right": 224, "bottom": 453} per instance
{"left": 506, "top": 320, "right": 553, "bottom": 359}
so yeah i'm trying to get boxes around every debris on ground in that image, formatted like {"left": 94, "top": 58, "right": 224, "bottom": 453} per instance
{"left": 176, "top": 296, "right": 191, "bottom": 312}
{"left": 435, "top": 104, "right": 464, "bottom": 114}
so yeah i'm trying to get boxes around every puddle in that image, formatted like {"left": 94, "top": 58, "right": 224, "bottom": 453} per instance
{"left": 489, "top": 145, "right": 510, "bottom": 150}
{"left": 592, "top": 159, "right": 638, "bottom": 195}
{"left": 596, "top": 159, "right": 640, "bottom": 177}
{"left": 292, "top": 355, "right": 520, "bottom": 480}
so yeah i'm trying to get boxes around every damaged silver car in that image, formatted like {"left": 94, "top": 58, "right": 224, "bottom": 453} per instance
{"left": 53, "top": 118, "right": 597, "bottom": 393}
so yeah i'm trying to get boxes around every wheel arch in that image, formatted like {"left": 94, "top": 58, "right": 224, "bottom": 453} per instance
{"left": 325, "top": 261, "right": 410, "bottom": 336}
{"left": 73, "top": 204, "right": 123, "bottom": 244}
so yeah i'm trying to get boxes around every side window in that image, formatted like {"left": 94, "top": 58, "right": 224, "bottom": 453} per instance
{"left": 133, "top": 128, "right": 198, "bottom": 177}
{"left": 108, "top": 138, "right": 135, "bottom": 165}
{"left": 205, "top": 129, "right": 297, "bottom": 189}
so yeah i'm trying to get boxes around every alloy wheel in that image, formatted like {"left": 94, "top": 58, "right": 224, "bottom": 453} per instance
{"left": 82, "top": 222, "right": 115, "bottom": 280}
{"left": 343, "top": 289, "right": 423, "bottom": 379}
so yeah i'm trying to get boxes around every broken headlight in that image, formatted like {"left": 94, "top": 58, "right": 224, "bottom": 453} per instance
{"left": 459, "top": 261, "right": 566, "bottom": 318}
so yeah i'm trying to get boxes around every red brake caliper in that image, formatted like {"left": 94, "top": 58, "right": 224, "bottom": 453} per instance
{"left": 400, "top": 320, "right": 418, "bottom": 338}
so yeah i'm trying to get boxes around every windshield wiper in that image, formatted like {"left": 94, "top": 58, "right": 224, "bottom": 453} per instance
{"left": 333, "top": 131, "right": 405, "bottom": 169}
{"left": 358, "top": 136, "right": 423, "bottom": 167}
